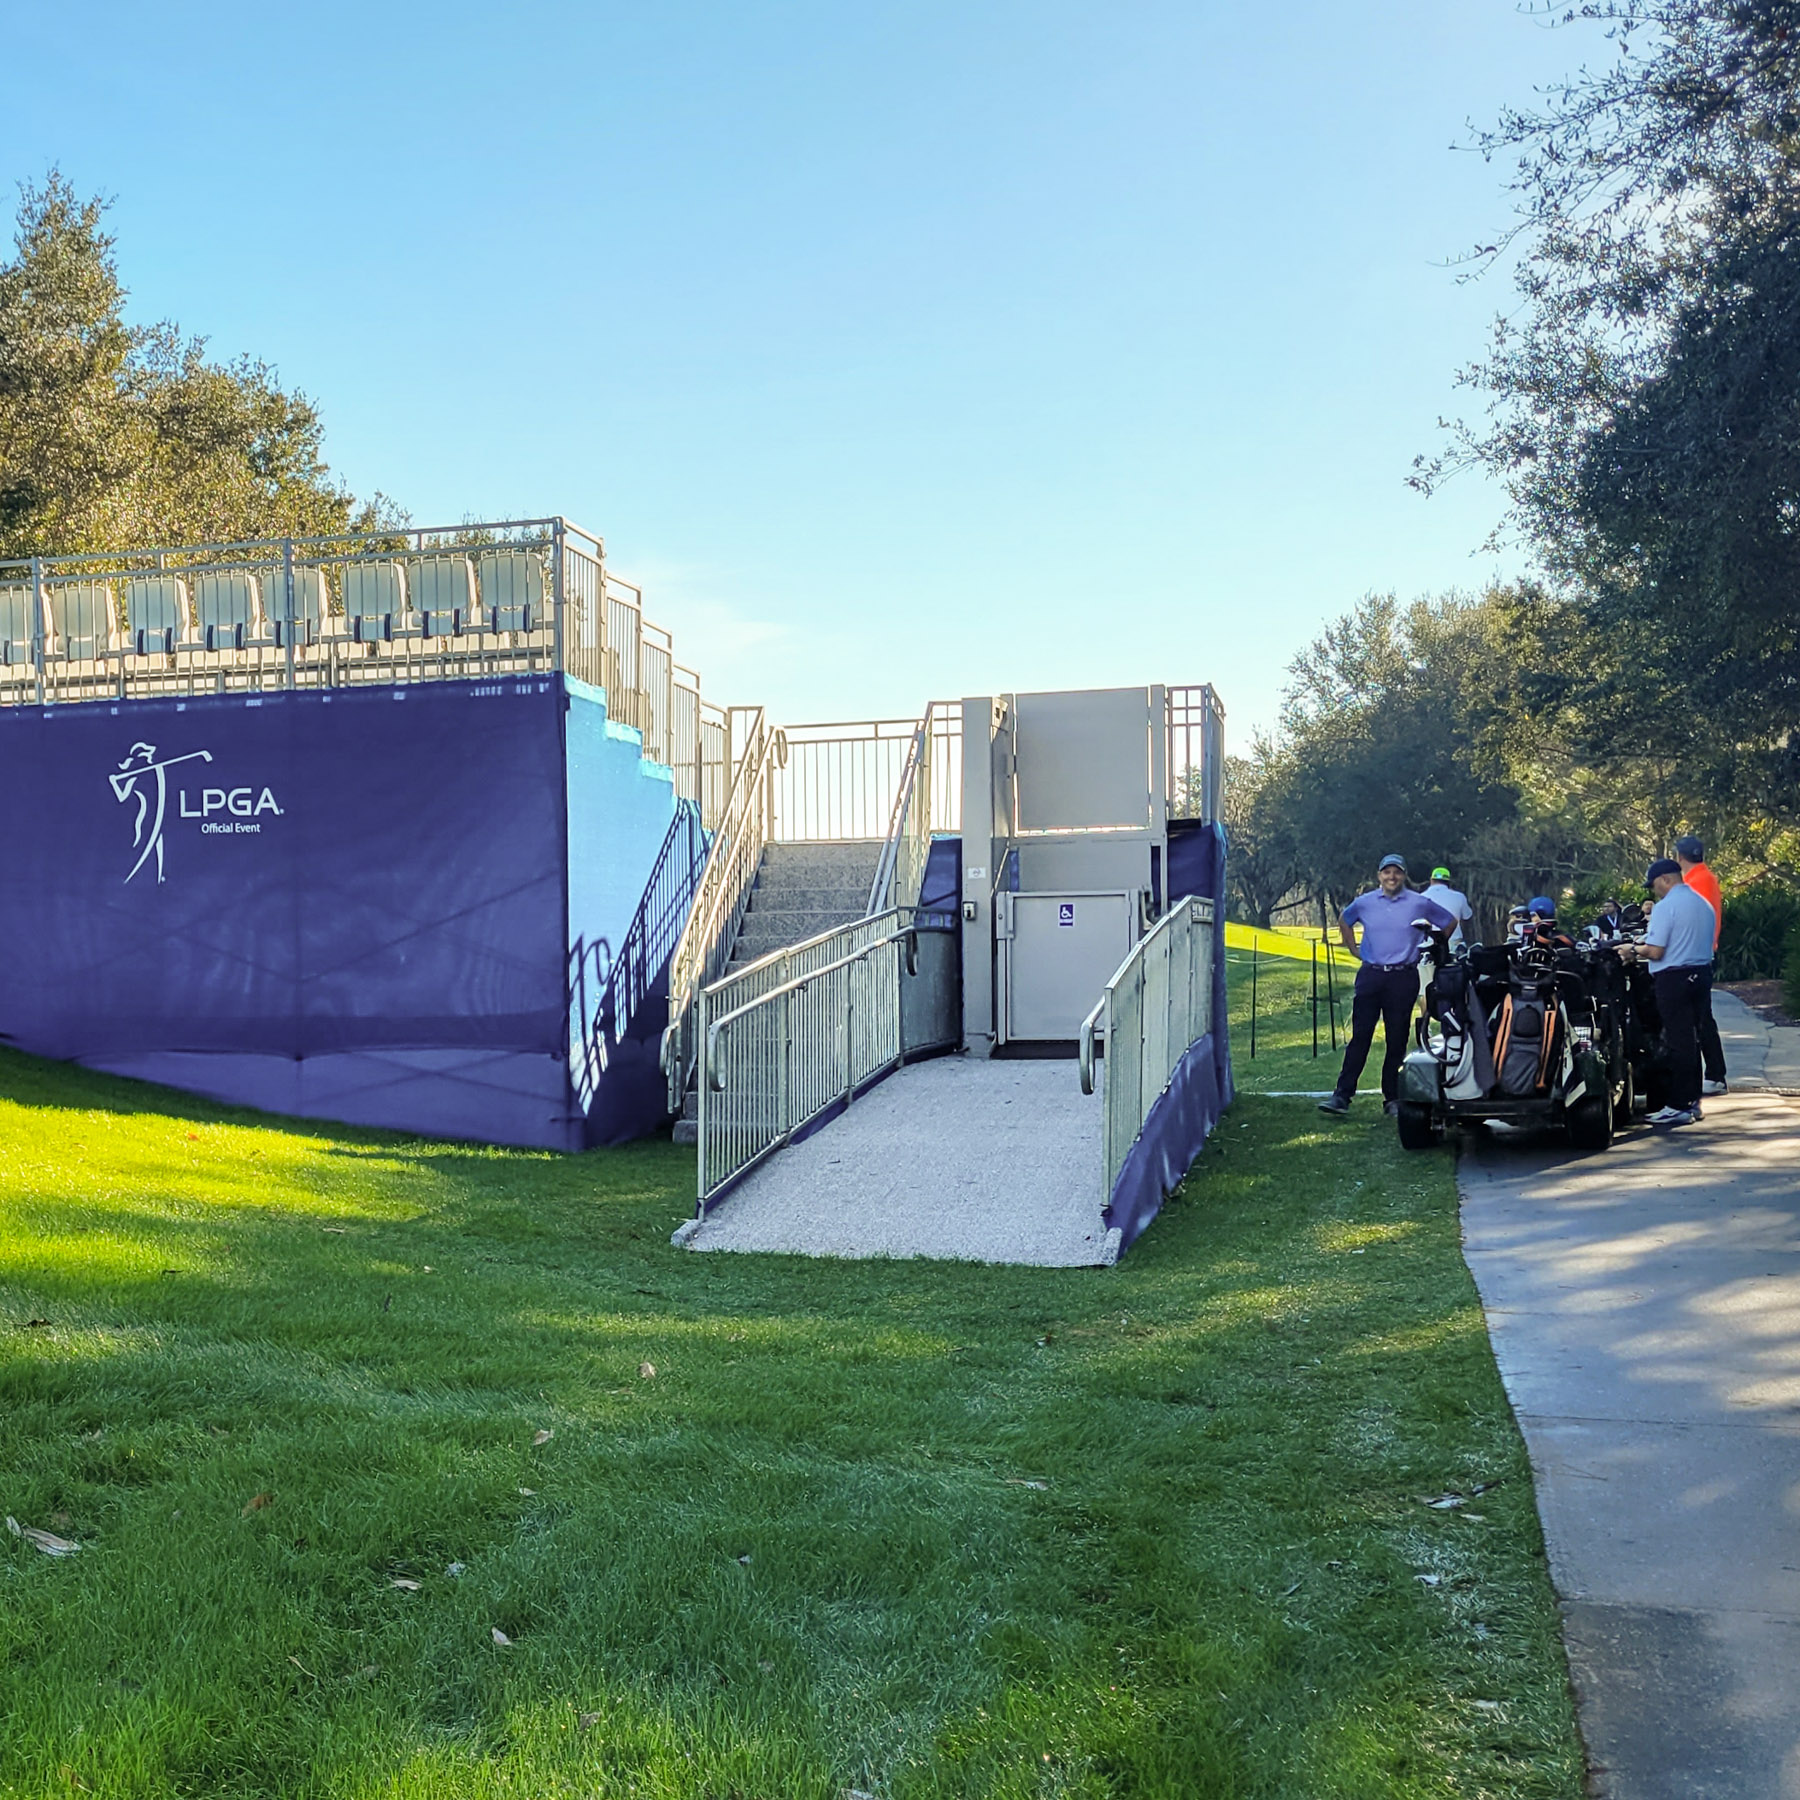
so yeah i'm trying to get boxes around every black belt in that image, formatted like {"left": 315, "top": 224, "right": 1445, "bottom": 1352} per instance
{"left": 1365, "top": 961, "right": 1418, "bottom": 972}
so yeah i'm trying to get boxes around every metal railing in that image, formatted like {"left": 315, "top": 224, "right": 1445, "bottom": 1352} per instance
{"left": 1079, "top": 895, "right": 1216, "bottom": 1207}
{"left": 697, "top": 909, "right": 915, "bottom": 1208}
{"left": 0, "top": 517, "right": 731, "bottom": 831}
{"left": 568, "top": 803, "right": 709, "bottom": 1114}
{"left": 1168, "top": 684, "right": 1225, "bottom": 823}
{"left": 866, "top": 700, "right": 957, "bottom": 914}
{"left": 771, "top": 718, "right": 919, "bottom": 842}
{"left": 660, "top": 706, "right": 787, "bottom": 1111}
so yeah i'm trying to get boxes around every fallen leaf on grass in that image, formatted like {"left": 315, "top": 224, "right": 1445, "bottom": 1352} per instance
{"left": 577, "top": 1711, "right": 600, "bottom": 1732}
{"left": 1459, "top": 1512, "right": 1487, "bottom": 1523}
{"left": 288, "top": 1655, "right": 317, "bottom": 1680}
{"left": 7, "top": 1516, "right": 79, "bottom": 1556}
{"left": 242, "top": 1492, "right": 272, "bottom": 1516}
{"left": 491, "top": 1627, "right": 512, "bottom": 1647}
{"left": 736, "top": 1553, "right": 752, "bottom": 1566}
{"left": 1470, "top": 1700, "right": 1504, "bottom": 1714}
{"left": 532, "top": 1429, "right": 553, "bottom": 1446}
{"left": 1420, "top": 1493, "right": 1466, "bottom": 1510}
{"left": 1006, "top": 1479, "right": 1049, "bottom": 1491}
{"left": 1279, "top": 1580, "right": 1301, "bottom": 1597}
{"left": 638, "top": 1362, "right": 656, "bottom": 1380}
{"left": 321, "top": 1227, "right": 347, "bottom": 1235}
{"left": 1415, "top": 1573, "right": 1442, "bottom": 1587}
{"left": 389, "top": 1578, "right": 421, "bottom": 1591}
{"left": 518, "top": 1486, "right": 536, "bottom": 1497}
{"left": 446, "top": 1562, "right": 466, "bottom": 1578}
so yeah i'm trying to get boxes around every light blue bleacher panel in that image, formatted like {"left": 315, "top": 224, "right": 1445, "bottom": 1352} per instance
{"left": 193, "top": 571, "right": 263, "bottom": 653}
{"left": 343, "top": 561, "right": 408, "bottom": 645}
{"left": 48, "top": 581, "right": 120, "bottom": 662}
{"left": 475, "top": 548, "right": 544, "bottom": 633}
{"left": 126, "top": 575, "right": 193, "bottom": 657}
{"left": 0, "top": 583, "right": 43, "bottom": 668}
{"left": 405, "top": 554, "right": 477, "bottom": 637}
{"left": 257, "top": 564, "right": 330, "bottom": 647}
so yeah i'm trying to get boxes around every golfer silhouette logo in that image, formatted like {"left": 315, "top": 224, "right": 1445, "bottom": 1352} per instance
{"left": 108, "top": 742, "right": 212, "bottom": 884}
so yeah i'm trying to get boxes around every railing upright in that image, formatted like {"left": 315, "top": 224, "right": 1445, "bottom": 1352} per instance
{"left": 661, "top": 706, "right": 786, "bottom": 1112}
{"left": 1079, "top": 895, "right": 1217, "bottom": 1212}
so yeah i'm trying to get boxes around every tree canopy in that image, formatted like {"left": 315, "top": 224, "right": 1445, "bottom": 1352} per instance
{"left": 0, "top": 173, "right": 387, "bottom": 561}
{"left": 1417, "top": 0, "right": 1800, "bottom": 876}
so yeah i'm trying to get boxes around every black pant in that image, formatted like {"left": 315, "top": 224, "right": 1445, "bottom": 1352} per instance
{"left": 1653, "top": 964, "right": 1711, "bottom": 1111}
{"left": 1699, "top": 958, "right": 1726, "bottom": 1085}
{"left": 1335, "top": 964, "right": 1419, "bottom": 1102}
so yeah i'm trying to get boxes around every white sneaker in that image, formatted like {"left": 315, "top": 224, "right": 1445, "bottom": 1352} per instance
{"left": 1702, "top": 1080, "right": 1728, "bottom": 1096}
{"left": 1647, "top": 1105, "right": 1696, "bottom": 1127}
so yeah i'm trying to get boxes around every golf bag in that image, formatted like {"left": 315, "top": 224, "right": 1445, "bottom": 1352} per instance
{"left": 1491, "top": 976, "right": 1559, "bottom": 1096}
{"left": 1432, "top": 961, "right": 1495, "bottom": 1098}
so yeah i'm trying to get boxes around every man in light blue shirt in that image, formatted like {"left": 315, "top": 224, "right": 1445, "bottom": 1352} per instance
{"left": 1620, "top": 858, "right": 1716, "bottom": 1126}
{"left": 1318, "top": 854, "right": 1457, "bottom": 1117}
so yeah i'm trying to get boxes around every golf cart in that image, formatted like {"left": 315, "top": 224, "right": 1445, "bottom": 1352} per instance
{"left": 1396, "top": 916, "right": 1632, "bottom": 1153}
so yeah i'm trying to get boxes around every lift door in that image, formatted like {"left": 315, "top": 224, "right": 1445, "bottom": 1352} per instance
{"left": 999, "top": 890, "right": 1137, "bottom": 1043}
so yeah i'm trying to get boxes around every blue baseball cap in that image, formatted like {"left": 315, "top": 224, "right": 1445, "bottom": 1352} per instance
{"left": 1527, "top": 896, "right": 1556, "bottom": 917}
{"left": 1377, "top": 853, "right": 1406, "bottom": 872}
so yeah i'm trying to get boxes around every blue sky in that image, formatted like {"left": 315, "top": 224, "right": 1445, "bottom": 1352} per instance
{"left": 1, "top": 1, "right": 1590, "bottom": 744}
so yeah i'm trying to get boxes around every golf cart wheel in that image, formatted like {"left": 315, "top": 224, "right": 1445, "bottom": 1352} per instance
{"left": 1567, "top": 1089, "right": 1614, "bottom": 1153}
{"left": 1614, "top": 1060, "right": 1634, "bottom": 1120}
{"left": 1396, "top": 1102, "right": 1442, "bottom": 1151}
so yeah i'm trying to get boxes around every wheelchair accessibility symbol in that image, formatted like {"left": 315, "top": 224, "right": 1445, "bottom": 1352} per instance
{"left": 1058, "top": 902, "right": 1076, "bottom": 928}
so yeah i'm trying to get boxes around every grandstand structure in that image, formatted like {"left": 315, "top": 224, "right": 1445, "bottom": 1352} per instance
{"left": 0, "top": 514, "right": 1229, "bottom": 1257}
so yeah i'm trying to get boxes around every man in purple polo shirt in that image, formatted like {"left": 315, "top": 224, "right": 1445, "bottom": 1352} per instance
{"left": 1318, "top": 853, "right": 1458, "bottom": 1117}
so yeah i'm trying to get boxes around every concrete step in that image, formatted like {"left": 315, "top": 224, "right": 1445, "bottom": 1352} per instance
{"left": 758, "top": 841, "right": 884, "bottom": 885}
{"left": 747, "top": 877, "right": 871, "bottom": 909}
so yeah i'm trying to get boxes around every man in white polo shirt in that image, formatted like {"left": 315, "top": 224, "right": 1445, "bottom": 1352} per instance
{"left": 1620, "top": 857, "right": 1717, "bottom": 1128}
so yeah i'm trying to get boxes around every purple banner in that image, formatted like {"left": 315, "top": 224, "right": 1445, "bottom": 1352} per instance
{"left": 0, "top": 677, "right": 568, "bottom": 1076}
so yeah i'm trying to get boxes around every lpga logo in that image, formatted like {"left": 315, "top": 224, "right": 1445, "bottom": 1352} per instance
{"left": 109, "top": 743, "right": 285, "bottom": 884}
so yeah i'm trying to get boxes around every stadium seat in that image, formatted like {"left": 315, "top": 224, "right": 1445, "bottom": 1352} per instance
{"left": 193, "top": 570, "right": 263, "bottom": 653}
{"left": 475, "top": 548, "right": 544, "bottom": 633}
{"left": 258, "top": 564, "right": 331, "bottom": 647}
{"left": 343, "top": 560, "right": 408, "bottom": 645}
{"left": 405, "top": 554, "right": 477, "bottom": 637}
{"left": 125, "top": 575, "right": 193, "bottom": 657}
{"left": 0, "top": 582, "right": 43, "bottom": 668}
{"left": 48, "top": 581, "right": 120, "bottom": 662}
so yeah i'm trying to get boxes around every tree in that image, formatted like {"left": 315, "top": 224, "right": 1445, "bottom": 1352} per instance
{"left": 0, "top": 172, "right": 387, "bottom": 560}
{"left": 1221, "top": 741, "right": 1304, "bottom": 926}
{"left": 1422, "top": 1, "right": 1800, "bottom": 863}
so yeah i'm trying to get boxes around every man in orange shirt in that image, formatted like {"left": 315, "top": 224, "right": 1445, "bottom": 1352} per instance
{"left": 1675, "top": 835, "right": 1726, "bottom": 1095}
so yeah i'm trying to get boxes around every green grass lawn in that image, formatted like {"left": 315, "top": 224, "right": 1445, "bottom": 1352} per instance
{"left": 0, "top": 967, "right": 1582, "bottom": 1798}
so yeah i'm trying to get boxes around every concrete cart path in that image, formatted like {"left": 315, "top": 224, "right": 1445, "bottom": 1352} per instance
{"left": 684, "top": 1056, "right": 1114, "bottom": 1266}
{"left": 1460, "top": 991, "right": 1800, "bottom": 1798}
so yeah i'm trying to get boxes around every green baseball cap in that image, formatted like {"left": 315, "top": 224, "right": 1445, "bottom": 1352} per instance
{"left": 1431, "top": 866, "right": 1451, "bottom": 880}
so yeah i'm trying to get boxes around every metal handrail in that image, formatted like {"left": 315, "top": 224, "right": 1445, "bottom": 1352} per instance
{"left": 705, "top": 921, "right": 917, "bottom": 1088}
{"left": 867, "top": 714, "right": 927, "bottom": 913}
{"left": 1079, "top": 894, "right": 1217, "bottom": 1209}
{"left": 660, "top": 707, "right": 787, "bottom": 1110}
{"left": 696, "top": 908, "right": 917, "bottom": 1209}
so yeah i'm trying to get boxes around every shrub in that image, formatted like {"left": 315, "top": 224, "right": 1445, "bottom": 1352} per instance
{"left": 1718, "top": 881, "right": 1800, "bottom": 981}
{"left": 1785, "top": 918, "right": 1800, "bottom": 1019}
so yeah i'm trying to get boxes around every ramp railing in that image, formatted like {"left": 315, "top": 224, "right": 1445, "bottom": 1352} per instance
{"left": 661, "top": 707, "right": 787, "bottom": 1112}
{"left": 1079, "top": 895, "right": 1216, "bottom": 1206}
{"left": 697, "top": 909, "right": 915, "bottom": 1210}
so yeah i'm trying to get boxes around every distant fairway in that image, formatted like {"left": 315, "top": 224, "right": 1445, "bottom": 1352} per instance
{"left": 0, "top": 988, "right": 1580, "bottom": 1798}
